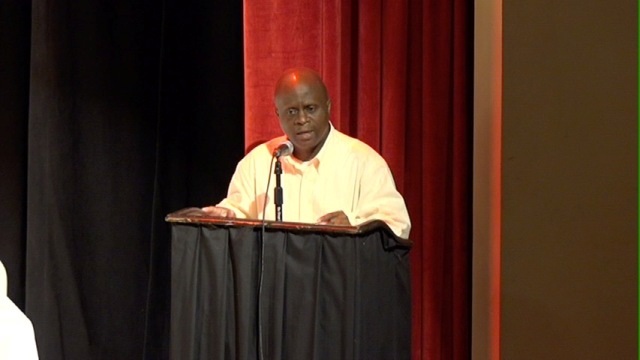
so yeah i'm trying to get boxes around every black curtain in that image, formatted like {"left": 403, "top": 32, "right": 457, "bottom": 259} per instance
{"left": 0, "top": 0, "right": 244, "bottom": 359}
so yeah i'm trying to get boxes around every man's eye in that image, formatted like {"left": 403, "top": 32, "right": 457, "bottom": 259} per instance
{"left": 305, "top": 106, "right": 316, "bottom": 113}
{"left": 287, "top": 109, "right": 298, "bottom": 116}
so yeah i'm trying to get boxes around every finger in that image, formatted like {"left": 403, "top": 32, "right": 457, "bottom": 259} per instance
{"left": 317, "top": 211, "right": 339, "bottom": 223}
{"left": 331, "top": 215, "right": 348, "bottom": 225}
{"left": 316, "top": 215, "right": 335, "bottom": 224}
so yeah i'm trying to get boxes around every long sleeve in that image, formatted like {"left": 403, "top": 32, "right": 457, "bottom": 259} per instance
{"left": 350, "top": 158, "right": 411, "bottom": 239}
{"left": 216, "top": 150, "right": 261, "bottom": 219}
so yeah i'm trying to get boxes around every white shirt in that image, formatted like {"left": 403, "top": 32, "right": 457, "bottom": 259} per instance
{"left": 218, "top": 125, "right": 411, "bottom": 239}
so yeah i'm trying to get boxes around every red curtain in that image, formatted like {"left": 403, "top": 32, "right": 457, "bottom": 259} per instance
{"left": 243, "top": 0, "right": 472, "bottom": 358}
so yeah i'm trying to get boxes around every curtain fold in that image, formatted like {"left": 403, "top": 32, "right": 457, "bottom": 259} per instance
{"left": 244, "top": 0, "right": 473, "bottom": 358}
{"left": 4, "top": 0, "right": 245, "bottom": 359}
{"left": 0, "top": 0, "right": 31, "bottom": 309}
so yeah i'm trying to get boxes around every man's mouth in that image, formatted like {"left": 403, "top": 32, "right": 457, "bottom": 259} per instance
{"left": 296, "top": 130, "right": 313, "bottom": 141}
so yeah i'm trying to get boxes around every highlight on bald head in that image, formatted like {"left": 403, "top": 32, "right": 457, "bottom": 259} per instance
{"left": 274, "top": 67, "right": 329, "bottom": 103}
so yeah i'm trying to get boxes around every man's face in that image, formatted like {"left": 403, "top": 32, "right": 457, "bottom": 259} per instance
{"left": 275, "top": 79, "right": 331, "bottom": 161}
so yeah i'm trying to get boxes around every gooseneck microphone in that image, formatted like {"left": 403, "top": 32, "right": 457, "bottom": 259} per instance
{"left": 273, "top": 141, "right": 293, "bottom": 222}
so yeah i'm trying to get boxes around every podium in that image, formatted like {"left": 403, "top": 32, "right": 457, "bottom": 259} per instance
{"left": 166, "top": 208, "right": 412, "bottom": 360}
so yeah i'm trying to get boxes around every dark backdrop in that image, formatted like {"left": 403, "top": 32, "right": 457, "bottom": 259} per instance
{"left": 0, "top": 0, "right": 244, "bottom": 359}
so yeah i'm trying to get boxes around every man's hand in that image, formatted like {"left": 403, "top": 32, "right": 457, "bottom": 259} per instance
{"left": 201, "top": 206, "right": 237, "bottom": 219}
{"left": 317, "top": 211, "right": 351, "bottom": 226}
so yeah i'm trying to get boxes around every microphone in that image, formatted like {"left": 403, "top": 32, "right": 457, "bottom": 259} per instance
{"left": 273, "top": 141, "right": 294, "bottom": 158}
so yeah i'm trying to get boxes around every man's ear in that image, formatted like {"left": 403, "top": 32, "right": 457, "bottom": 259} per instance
{"left": 326, "top": 99, "right": 332, "bottom": 113}
{"left": 275, "top": 107, "right": 279, "bottom": 117}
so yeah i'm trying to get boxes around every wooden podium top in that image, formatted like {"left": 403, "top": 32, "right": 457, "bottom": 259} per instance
{"left": 165, "top": 207, "right": 412, "bottom": 247}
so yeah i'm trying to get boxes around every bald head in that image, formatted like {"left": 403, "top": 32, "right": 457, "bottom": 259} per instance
{"left": 274, "top": 67, "right": 329, "bottom": 103}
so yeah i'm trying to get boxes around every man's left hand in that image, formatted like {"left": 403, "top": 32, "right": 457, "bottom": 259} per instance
{"left": 317, "top": 211, "right": 351, "bottom": 226}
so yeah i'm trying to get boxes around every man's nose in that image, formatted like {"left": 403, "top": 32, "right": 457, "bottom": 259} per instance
{"left": 294, "top": 111, "right": 308, "bottom": 125}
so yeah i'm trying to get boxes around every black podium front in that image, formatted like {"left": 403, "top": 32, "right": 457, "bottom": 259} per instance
{"left": 167, "top": 209, "right": 412, "bottom": 360}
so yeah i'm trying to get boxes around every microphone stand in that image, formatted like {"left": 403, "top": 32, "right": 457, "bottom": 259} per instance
{"left": 274, "top": 157, "right": 284, "bottom": 222}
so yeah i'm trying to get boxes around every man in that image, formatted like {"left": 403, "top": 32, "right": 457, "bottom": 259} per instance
{"left": 202, "top": 67, "right": 411, "bottom": 239}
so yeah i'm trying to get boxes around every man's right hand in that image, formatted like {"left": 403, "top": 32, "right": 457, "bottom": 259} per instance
{"left": 201, "top": 206, "right": 237, "bottom": 219}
